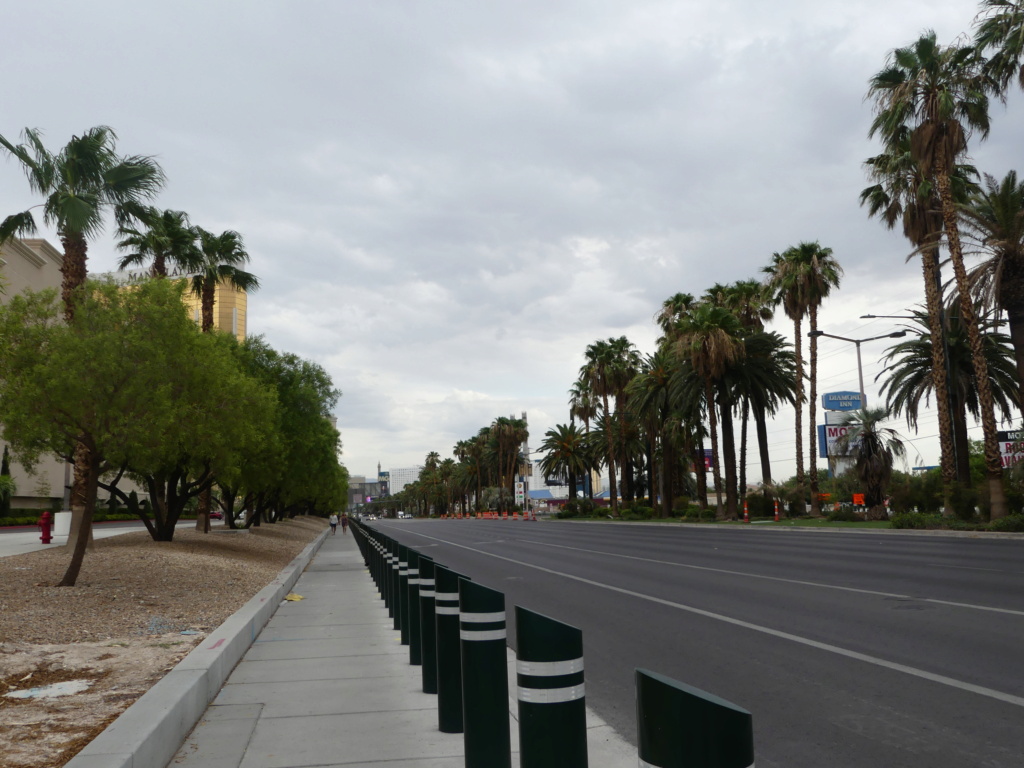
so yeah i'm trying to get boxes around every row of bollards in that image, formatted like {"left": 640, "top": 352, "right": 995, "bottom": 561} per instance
{"left": 350, "top": 520, "right": 754, "bottom": 768}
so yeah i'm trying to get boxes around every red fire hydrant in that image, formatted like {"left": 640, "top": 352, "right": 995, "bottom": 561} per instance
{"left": 37, "top": 511, "right": 53, "bottom": 544}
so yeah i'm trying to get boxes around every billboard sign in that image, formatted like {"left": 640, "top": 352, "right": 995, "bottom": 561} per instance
{"left": 822, "top": 391, "right": 863, "bottom": 411}
{"left": 818, "top": 424, "right": 859, "bottom": 457}
{"left": 998, "top": 430, "right": 1024, "bottom": 468}
{"left": 694, "top": 448, "right": 714, "bottom": 472}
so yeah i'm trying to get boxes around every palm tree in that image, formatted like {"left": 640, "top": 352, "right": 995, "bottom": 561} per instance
{"left": 975, "top": 0, "right": 1024, "bottom": 94}
{"left": 116, "top": 207, "right": 199, "bottom": 278}
{"left": 835, "top": 408, "right": 907, "bottom": 519}
{"left": 568, "top": 380, "right": 599, "bottom": 498}
{"left": 580, "top": 337, "right": 639, "bottom": 514}
{"left": 539, "top": 424, "right": 590, "bottom": 501}
{"left": 190, "top": 228, "right": 260, "bottom": 332}
{"left": 0, "top": 126, "right": 165, "bottom": 321}
{"left": 961, "top": 170, "right": 1024, "bottom": 406}
{"left": 860, "top": 127, "right": 975, "bottom": 502}
{"left": 868, "top": 30, "right": 1008, "bottom": 518}
{"left": 764, "top": 242, "right": 843, "bottom": 515}
{"left": 878, "top": 306, "right": 1020, "bottom": 484}
{"left": 628, "top": 349, "right": 684, "bottom": 516}
{"left": 674, "top": 304, "right": 745, "bottom": 518}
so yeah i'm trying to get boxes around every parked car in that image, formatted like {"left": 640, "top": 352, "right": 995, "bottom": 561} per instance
{"left": 210, "top": 510, "right": 223, "bottom": 520}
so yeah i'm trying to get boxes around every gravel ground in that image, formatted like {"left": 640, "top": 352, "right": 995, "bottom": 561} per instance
{"left": 0, "top": 516, "right": 327, "bottom": 767}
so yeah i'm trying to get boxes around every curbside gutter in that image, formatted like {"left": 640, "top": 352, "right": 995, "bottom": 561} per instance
{"left": 64, "top": 528, "right": 330, "bottom": 768}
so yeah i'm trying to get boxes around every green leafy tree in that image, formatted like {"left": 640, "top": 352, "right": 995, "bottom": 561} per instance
{"left": 539, "top": 423, "right": 590, "bottom": 502}
{"left": 0, "top": 126, "right": 165, "bottom": 549}
{"left": 975, "top": 0, "right": 1024, "bottom": 94}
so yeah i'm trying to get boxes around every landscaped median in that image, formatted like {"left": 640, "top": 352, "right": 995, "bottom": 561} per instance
{"left": 0, "top": 516, "right": 328, "bottom": 768}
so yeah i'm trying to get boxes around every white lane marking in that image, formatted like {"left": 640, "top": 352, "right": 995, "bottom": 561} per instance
{"left": 400, "top": 529, "right": 1024, "bottom": 710}
{"left": 518, "top": 540, "right": 1024, "bottom": 618}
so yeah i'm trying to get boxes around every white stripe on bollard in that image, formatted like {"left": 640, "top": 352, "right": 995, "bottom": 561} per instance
{"left": 460, "top": 628, "right": 507, "bottom": 641}
{"left": 420, "top": 589, "right": 436, "bottom": 598}
{"left": 436, "top": 606, "right": 460, "bottom": 615}
{"left": 517, "top": 683, "right": 586, "bottom": 704}
{"left": 516, "top": 658, "right": 584, "bottom": 676}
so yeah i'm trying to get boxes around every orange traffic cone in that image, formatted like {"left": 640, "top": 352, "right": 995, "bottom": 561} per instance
{"left": 743, "top": 500, "right": 750, "bottom": 523}
{"left": 774, "top": 499, "right": 780, "bottom": 522}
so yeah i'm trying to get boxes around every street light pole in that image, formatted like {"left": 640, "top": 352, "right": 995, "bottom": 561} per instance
{"left": 807, "top": 329, "right": 908, "bottom": 411}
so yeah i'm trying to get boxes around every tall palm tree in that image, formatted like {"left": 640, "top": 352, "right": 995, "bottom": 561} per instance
{"left": 190, "top": 228, "right": 260, "bottom": 332}
{"left": 0, "top": 126, "right": 165, "bottom": 321}
{"left": 860, "top": 127, "right": 975, "bottom": 502}
{"left": 580, "top": 337, "right": 639, "bottom": 514}
{"left": 568, "top": 380, "right": 599, "bottom": 498}
{"left": 628, "top": 349, "right": 684, "bottom": 516}
{"left": 116, "top": 207, "right": 199, "bottom": 278}
{"left": 961, "top": 170, "right": 1024, "bottom": 406}
{"left": 764, "top": 242, "right": 843, "bottom": 515}
{"left": 674, "top": 304, "right": 745, "bottom": 518}
{"left": 868, "top": 30, "right": 1009, "bottom": 518}
{"left": 975, "top": 0, "right": 1024, "bottom": 94}
{"left": 835, "top": 408, "right": 907, "bottom": 519}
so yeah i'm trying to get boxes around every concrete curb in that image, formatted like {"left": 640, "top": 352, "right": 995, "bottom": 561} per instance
{"left": 65, "top": 528, "right": 330, "bottom": 768}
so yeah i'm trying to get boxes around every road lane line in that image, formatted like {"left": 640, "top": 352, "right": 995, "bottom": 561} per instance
{"left": 515, "top": 539, "right": 1024, "bottom": 618}
{"left": 391, "top": 526, "right": 1024, "bottom": 710}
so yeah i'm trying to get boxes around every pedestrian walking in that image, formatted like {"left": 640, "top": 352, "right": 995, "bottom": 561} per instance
{"left": 329, "top": 513, "right": 338, "bottom": 534}
{"left": 341, "top": 513, "right": 349, "bottom": 534}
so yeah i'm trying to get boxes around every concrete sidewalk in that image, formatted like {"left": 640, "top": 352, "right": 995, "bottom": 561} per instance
{"left": 170, "top": 532, "right": 634, "bottom": 768}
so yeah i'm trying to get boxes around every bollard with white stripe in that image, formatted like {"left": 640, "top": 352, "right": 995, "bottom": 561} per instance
{"left": 435, "top": 564, "right": 469, "bottom": 733}
{"left": 459, "top": 579, "right": 512, "bottom": 768}
{"left": 390, "top": 540, "right": 401, "bottom": 628}
{"left": 398, "top": 544, "right": 410, "bottom": 645}
{"left": 406, "top": 548, "right": 422, "bottom": 665}
{"left": 635, "top": 668, "right": 754, "bottom": 768}
{"left": 418, "top": 555, "right": 438, "bottom": 693}
{"left": 515, "top": 606, "right": 588, "bottom": 768}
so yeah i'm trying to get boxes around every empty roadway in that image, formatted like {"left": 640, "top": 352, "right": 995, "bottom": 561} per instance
{"left": 373, "top": 519, "right": 1024, "bottom": 768}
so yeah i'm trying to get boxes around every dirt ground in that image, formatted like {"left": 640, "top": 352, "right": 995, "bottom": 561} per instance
{"left": 0, "top": 516, "right": 327, "bottom": 768}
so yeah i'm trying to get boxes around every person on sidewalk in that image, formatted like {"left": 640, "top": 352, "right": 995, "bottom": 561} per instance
{"left": 329, "top": 513, "right": 338, "bottom": 534}
{"left": 340, "top": 513, "right": 349, "bottom": 534}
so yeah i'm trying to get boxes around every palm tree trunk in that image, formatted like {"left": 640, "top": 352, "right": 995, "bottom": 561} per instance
{"left": 602, "top": 393, "right": 618, "bottom": 514}
{"left": 706, "top": 382, "right": 725, "bottom": 519}
{"left": 1003, "top": 294, "right": 1024, "bottom": 411}
{"left": 809, "top": 306, "right": 821, "bottom": 517}
{"left": 793, "top": 318, "right": 806, "bottom": 507}
{"left": 739, "top": 399, "right": 749, "bottom": 506}
{"left": 718, "top": 385, "right": 738, "bottom": 519}
{"left": 754, "top": 403, "right": 773, "bottom": 499}
{"left": 937, "top": 168, "right": 1008, "bottom": 519}
{"left": 952, "top": 391, "right": 973, "bottom": 485}
{"left": 202, "top": 281, "right": 216, "bottom": 332}
{"left": 920, "top": 246, "right": 957, "bottom": 515}
{"left": 694, "top": 432, "right": 708, "bottom": 510}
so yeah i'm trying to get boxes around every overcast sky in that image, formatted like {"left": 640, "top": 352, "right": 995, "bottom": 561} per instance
{"left": 3, "top": 1, "right": 1021, "bottom": 483}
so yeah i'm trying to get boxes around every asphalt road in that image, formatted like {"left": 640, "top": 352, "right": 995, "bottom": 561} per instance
{"left": 371, "top": 519, "right": 1024, "bottom": 768}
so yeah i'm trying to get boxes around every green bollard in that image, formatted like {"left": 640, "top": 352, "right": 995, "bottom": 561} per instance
{"left": 407, "top": 549, "right": 422, "bottom": 665}
{"left": 398, "top": 544, "right": 410, "bottom": 645}
{"left": 515, "top": 607, "right": 588, "bottom": 768}
{"left": 435, "top": 564, "right": 469, "bottom": 733}
{"left": 418, "top": 555, "right": 438, "bottom": 693}
{"left": 635, "top": 669, "right": 754, "bottom": 768}
{"left": 390, "top": 540, "right": 400, "bottom": 628}
{"left": 459, "top": 579, "right": 511, "bottom": 768}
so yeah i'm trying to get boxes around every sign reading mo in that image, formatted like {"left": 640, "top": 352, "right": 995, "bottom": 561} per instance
{"left": 817, "top": 423, "right": 860, "bottom": 458}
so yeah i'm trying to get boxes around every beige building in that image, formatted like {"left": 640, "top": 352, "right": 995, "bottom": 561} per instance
{"left": 0, "top": 238, "right": 69, "bottom": 509}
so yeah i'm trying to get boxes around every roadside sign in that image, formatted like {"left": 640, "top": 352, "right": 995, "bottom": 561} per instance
{"left": 822, "top": 391, "right": 863, "bottom": 411}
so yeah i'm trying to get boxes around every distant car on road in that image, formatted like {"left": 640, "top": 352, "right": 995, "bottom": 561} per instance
{"left": 210, "top": 510, "right": 223, "bottom": 520}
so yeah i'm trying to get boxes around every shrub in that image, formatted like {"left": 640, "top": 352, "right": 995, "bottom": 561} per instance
{"left": 989, "top": 515, "right": 1024, "bottom": 532}
{"left": 890, "top": 512, "right": 930, "bottom": 529}
{"left": 745, "top": 494, "right": 774, "bottom": 518}
{"left": 827, "top": 507, "right": 863, "bottom": 523}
